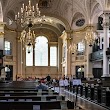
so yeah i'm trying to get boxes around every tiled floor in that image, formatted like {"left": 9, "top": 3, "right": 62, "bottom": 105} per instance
{"left": 53, "top": 87, "right": 108, "bottom": 110}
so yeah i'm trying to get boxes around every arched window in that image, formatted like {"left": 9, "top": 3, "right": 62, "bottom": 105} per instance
{"left": 35, "top": 36, "right": 48, "bottom": 66}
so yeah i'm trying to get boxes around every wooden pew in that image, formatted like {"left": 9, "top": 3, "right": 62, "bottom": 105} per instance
{"left": 0, "top": 92, "right": 59, "bottom": 96}
{"left": 0, "top": 95, "right": 65, "bottom": 101}
{"left": 0, "top": 100, "right": 74, "bottom": 110}
{"left": 0, "top": 89, "right": 54, "bottom": 92}
{"left": 0, "top": 81, "right": 36, "bottom": 89}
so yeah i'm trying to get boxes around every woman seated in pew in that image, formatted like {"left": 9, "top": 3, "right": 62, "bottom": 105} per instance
{"left": 36, "top": 80, "right": 48, "bottom": 90}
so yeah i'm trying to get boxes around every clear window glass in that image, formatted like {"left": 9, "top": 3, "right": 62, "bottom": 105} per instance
{"left": 5, "top": 41, "right": 11, "bottom": 55}
{"left": 26, "top": 46, "right": 33, "bottom": 66}
{"left": 50, "top": 46, "right": 57, "bottom": 66}
{"left": 35, "top": 36, "right": 48, "bottom": 66}
{"left": 77, "top": 42, "right": 85, "bottom": 53}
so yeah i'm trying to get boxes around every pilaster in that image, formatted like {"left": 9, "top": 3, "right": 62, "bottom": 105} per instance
{"left": 102, "top": 11, "right": 110, "bottom": 77}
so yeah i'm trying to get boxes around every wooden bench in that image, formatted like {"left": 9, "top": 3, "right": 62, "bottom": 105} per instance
{"left": 0, "top": 92, "right": 59, "bottom": 96}
{"left": 0, "top": 100, "right": 74, "bottom": 110}
{"left": 0, "top": 89, "right": 54, "bottom": 92}
{"left": 0, "top": 81, "right": 36, "bottom": 89}
{"left": 0, "top": 95, "right": 65, "bottom": 101}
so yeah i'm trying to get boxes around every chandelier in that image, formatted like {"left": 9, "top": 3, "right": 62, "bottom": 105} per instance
{"left": 20, "top": 28, "right": 36, "bottom": 53}
{"left": 85, "top": 0, "right": 96, "bottom": 47}
{"left": 15, "top": 0, "right": 53, "bottom": 53}
{"left": 85, "top": 26, "right": 96, "bottom": 47}
{"left": 15, "top": 0, "right": 44, "bottom": 27}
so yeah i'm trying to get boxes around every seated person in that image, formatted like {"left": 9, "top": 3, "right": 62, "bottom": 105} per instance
{"left": 40, "top": 77, "right": 46, "bottom": 83}
{"left": 36, "top": 80, "right": 48, "bottom": 90}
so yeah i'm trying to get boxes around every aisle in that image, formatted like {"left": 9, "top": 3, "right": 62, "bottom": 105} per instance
{"left": 52, "top": 87, "right": 107, "bottom": 110}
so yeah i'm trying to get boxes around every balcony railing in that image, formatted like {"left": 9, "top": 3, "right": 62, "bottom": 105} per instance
{"left": 90, "top": 50, "right": 103, "bottom": 61}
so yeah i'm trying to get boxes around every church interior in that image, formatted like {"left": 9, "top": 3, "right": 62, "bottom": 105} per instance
{"left": 0, "top": 0, "right": 110, "bottom": 109}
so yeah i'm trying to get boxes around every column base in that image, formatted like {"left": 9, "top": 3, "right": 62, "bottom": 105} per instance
{"left": 101, "top": 74, "right": 110, "bottom": 80}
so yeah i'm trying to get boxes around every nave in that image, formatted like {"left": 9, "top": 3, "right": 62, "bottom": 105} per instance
{"left": 1, "top": 0, "right": 110, "bottom": 109}
{"left": 0, "top": 80, "right": 109, "bottom": 110}
{"left": 0, "top": 81, "right": 75, "bottom": 110}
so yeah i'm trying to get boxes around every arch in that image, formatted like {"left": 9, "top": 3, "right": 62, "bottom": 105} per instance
{"left": 0, "top": 1, "right": 3, "bottom": 22}
{"left": 42, "top": 13, "right": 71, "bottom": 30}
{"left": 92, "top": 3, "right": 103, "bottom": 24}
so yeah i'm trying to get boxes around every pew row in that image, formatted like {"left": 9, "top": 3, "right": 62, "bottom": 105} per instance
{"left": 0, "top": 100, "right": 74, "bottom": 110}
{"left": 0, "top": 95, "right": 65, "bottom": 101}
{"left": 0, "top": 92, "right": 59, "bottom": 96}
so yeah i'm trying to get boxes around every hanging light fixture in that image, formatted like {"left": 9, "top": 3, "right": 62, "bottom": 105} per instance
{"left": 15, "top": 0, "right": 42, "bottom": 27}
{"left": 85, "top": 25, "right": 96, "bottom": 46}
{"left": 85, "top": 0, "right": 96, "bottom": 46}
{"left": 15, "top": 0, "right": 53, "bottom": 27}
{"left": 20, "top": 28, "right": 36, "bottom": 53}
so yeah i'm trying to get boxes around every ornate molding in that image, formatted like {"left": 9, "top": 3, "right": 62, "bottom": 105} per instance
{"left": 0, "top": 22, "right": 6, "bottom": 27}
{"left": 4, "top": 61, "right": 16, "bottom": 65}
{"left": 65, "top": 30, "right": 73, "bottom": 34}
{"left": 48, "top": 42, "right": 58, "bottom": 45}
{"left": 103, "top": 10, "right": 110, "bottom": 16}
{"left": 73, "top": 25, "right": 95, "bottom": 33}
{"left": 0, "top": 32, "right": 4, "bottom": 35}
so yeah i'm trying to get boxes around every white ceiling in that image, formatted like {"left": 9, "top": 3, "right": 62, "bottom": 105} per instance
{"left": 0, "top": 0, "right": 110, "bottom": 33}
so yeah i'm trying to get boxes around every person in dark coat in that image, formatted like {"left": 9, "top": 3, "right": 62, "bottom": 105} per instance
{"left": 46, "top": 74, "right": 51, "bottom": 82}
{"left": 36, "top": 80, "right": 48, "bottom": 90}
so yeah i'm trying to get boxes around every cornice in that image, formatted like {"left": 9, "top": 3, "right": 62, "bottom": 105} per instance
{"left": 73, "top": 25, "right": 94, "bottom": 33}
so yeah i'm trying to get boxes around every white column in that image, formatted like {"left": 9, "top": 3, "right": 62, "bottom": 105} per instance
{"left": 58, "top": 38, "right": 62, "bottom": 75}
{"left": 102, "top": 11, "right": 110, "bottom": 77}
{"left": 65, "top": 30, "right": 72, "bottom": 77}
{"left": 86, "top": 44, "right": 93, "bottom": 78}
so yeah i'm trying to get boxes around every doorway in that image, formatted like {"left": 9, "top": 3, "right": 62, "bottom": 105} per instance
{"left": 75, "top": 65, "right": 84, "bottom": 79}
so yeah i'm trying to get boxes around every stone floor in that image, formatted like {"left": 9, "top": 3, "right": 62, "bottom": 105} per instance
{"left": 53, "top": 87, "right": 108, "bottom": 110}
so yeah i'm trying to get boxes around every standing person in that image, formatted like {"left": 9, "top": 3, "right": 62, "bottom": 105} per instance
{"left": 5, "top": 65, "right": 10, "bottom": 80}
{"left": 46, "top": 74, "right": 51, "bottom": 85}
